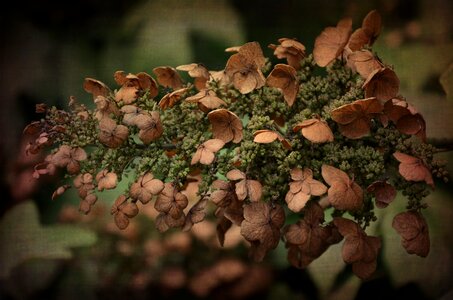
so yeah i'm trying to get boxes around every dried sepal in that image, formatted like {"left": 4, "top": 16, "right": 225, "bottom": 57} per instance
{"left": 393, "top": 152, "right": 434, "bottom": 187}
{"left": 156, "top": 212, "right": 186, "bottom": 233}
{"left": 155, "top": 183, "right": 188, "bottom": 219}
{"left": 240, "top": 202, "right": 285, "bottom": 261}
{"left": 185, "top": 89, "right": 227, "bottom": 112}
{"left": 293, "top": 118, "right": 334, "bottom": 143}
{"left": 208, "top": 109, "right": 243, "bottom": 143}
{"left": 158, "top": 87, "right": 189, "bottom": 110}
{"left": 285, "top": 202, "right": 341, "bottom": 268}
{"left": 268, "top": 38, "right": 305, "bottom": 70}
{"left": 321, "top": 165, "right": 363, "bottom": 211}
{"left": 79, "top": 193, "right": 97, "bottom": 215}
{"left": 111, "top": 195, "right": 139, "bottom": 230}
{"left": 346, "top": 50, "right": 383, "bottom": 79}
{"left": 51, "top": 145, "right": 87, "bottom": 174}
{"left": 73, "top": 173, "right": 95, "bottom": 198}
{"left": 153, "top": 66, "right": 183, "bottom": 89}
{"left": 363, "top": 67, "right": 400, "bottom": 103}
{"left": 114, "top": 71, "right": 158, "bottom": 104}
{"left": 348, "top": 10, "right": 382, "bottom": 51}
{"left": 176, "top": 63, "right": 210, "bottom": 90}
{"left": 98, "top": 117, "right": 129, "bottom": 148}
{"left": 392, "top": 211, "right": 430, "bottom": 257}
{"left": 136, "top": 111, "right": 164, "bottom": 144}
{"left": 313, "top": 18, "right": 352, "bottom": 67}
{"left": 130, "top": 172, "right": 164, "bottom": 204}
{"left": 285, "top": 168, "right": 327, "bottom": 212}
{"left": 333, "top": 217, "right": 381, "bottom": 279}
{"left": 83, "top": 78, "right": 110, "bottom": 99}
{"left": 183, "top": 198, "right": 208, "bottom": 231}
{"left": 226, "top": 169, "right": 262, "bottom": 202}
{"left": 367, "top": 180, "right": 396, "bottom": 208}
{"left": 253, "top": 129, "right": 291, "bottom": 149}
{"left": 95, "top": 169, "right": 118, "bottom": 191}
{"left": 266, "top": 64, "right": 298, "bottom": 106}
{"left": 331, "top": 97, "right": 383, "bottom": 139}
{"left": 191, "top": 139, "right": 225, "bottom": 165}
{"left": 383, "top": 99, "right": 426, "bottom": 141}
{"left": 94, "top": 96, "right": 119, "bottom": 120}
{"left": 225, "top": 42, "right": 266, "bottom": 94}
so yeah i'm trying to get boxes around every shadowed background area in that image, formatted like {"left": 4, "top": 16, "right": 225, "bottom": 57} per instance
{"left": 1, "top": 0, "right": 453, "bottom": 299}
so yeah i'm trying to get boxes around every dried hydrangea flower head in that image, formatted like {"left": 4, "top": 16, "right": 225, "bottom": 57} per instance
{"left": 24, "top": 9, "right": 449, "bottom": 280}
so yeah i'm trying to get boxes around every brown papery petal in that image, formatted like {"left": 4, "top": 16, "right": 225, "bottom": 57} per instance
{"left": 238, "top": 41, "right": 266, "bottom": 68}
{"left": 294, "top": 118, "right": 334, "bottom": 143}
{"left": 363, "top": 68, "right": 400, "bottom": 103}
{"left": 367, "top": 180, "right": 396, "bottom": 208}
{"left": 321, "top": 164, "right": 349, "bottom": 186}
{"left": 362, "top": 10, "right": 382, "bottom": 45}
{"left": 253, "top": 130, "right": 279, "bottom": 143}
{"left": 226, "top": 169, "right": 246, "bottom": 181}
{"left": 153, "top": 66, "right": 183, "bottom": 89}
{"left": 347, "top": 50, "right": 383, "bottom": 79}
{"left": 313, "top": 18, "right": 352, "bottom": 67}
{"left": 208, "top": 109, "right": 243, "bottom": 143}
{"left": 392, "top": 211, "right": 430, "bottom": 257}
{"left": 83, "top": 78, "right": 110, "bottom": 99}
{"left": 266, "top": 64, "right": 298, "bottom": 106}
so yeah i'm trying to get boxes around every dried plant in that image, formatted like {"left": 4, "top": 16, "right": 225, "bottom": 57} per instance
{"left": 23, "top": 10, "right": 450, "bottom": 279}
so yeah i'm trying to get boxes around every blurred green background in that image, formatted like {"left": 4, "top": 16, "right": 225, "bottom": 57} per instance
{"left": 1, "top": 0, "right": 453, "bottom": 299}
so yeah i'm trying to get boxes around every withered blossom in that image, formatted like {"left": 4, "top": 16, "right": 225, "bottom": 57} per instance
{"left": 266, "top": 64, "right": 299, "bottom": 106}
{"left": 333, "top": 217, "right": 381, "bottom": 279}
{"left": 225, "top": 42, "right": 266, "bottom": 94}
{"left": 158, "top": 87, "right": 189, "bottom": 110}
{"left": 79, "top": 193, "right": 97, "bottom": 215}
{"left": 346, "top": 50, "right": 383, "bottom": 79}
{"left": 367, "top": 180, "right": 396, "bottom": 208}
{"left": 183, "top": 198, "right": 208, "bottom": 231}
{"left": 293, "top": 118, "right": 334, "bottom": 143}
{"left": 392, "top": 211, "right": 430, "bottom": 257}
{"left": 98, "top": 117, "right": 129, "bottom": 148}
{"left": 347, "top": 10, "right": 382, "bottom": 51}
{"left": 153, "top": 66, "right": 183, "bottom": 89}
{"left": 322, "top": 165, "right": 363, "bottom": 211}
{"left": 226, "top": 169, "right": 262, "bottom": 202}
{"left": 208, "top": 109, "right": 243, "bottom": 143}
{"left": 176, "top": 63, "right": 210, "bottom": 90}
{"left": 191, "top": 139, "right": 225, "bottom": 165}
{"left": 51, "top": 184, "right": 71, "bottom": 201}
{"left": 269, "top": 38, "right": 306, "bottom": 70}
{"left": 73, "top": 173, "right": 95, "bottom": 198}
{"left": 383, "top": 98, "right": 426, "bottom": 141}
{"left": 136, "top": 111, "right": 163, "bottom": 144}
{"left": 240, "top": 202, "right": 285, "bottom": 261}
{"left": 130, "top": 172, "right": 164, "bottom": 204}
{"left": 185, "top": 89, "right": 227, "bottom": 112}
{"left": 393, "top": 152, "right": 434, "bottom": 187}
{"left": 51, "top": 145, "right": 87, "bottom": 174}
{"left": 94, "top": 96, "right": 119, "bottom": 120}
{"left": 83, "top": 78, "right": 111, "bottom": 99}
{"left": 114, "top": 71, "right": 158, "bottom": 104}
{"left": 95, "top": 169, "right": 118, "bottom": 191}
{"left": 331, "top": 97, "right": 383, "bottom": 139}
{"left": 285, "top": 202, "right": 341, "bottom": 268}
{"left": 253, "top": 129, "right": 291, "bottom": 149}
{"left": 313, "top": 18, "right": 352, "bottom": 67}
{"left": 285, "top": 168, "right": 327, "bottom": 212}
{"left": 363, "top": 67, "right": 400, "bottom": 103}
{"left": 111, "top": 195, "right": 139, "bottom": 230}
{"left": 154, "top": 183, "right": 188, "bottom": 220}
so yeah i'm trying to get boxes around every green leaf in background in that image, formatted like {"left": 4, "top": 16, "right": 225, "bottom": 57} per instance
{"left": 440, "top": 62, "right": 453, "bottom": 101}
{"left": 0, "top": 201, "right": 97, "bottom": 279}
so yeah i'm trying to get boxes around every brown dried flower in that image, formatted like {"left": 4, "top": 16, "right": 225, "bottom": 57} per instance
{"left": 322, "top": 165, "right": 363, "bottom": 211}
{"left": 393, "top": 152, "right": 434, "bottom": 187}
{"left": 348, "top": 10, "right": 382, "bottom": 51}
{"left": 333, "top": 217, "right": 381, "bottom": 279}
{"left": 293, "top": 118, "right": 334, "bottom": 143}
{"left": 111, "top": 195, "right": 139, "bottom": 230}
{"left": 285, "top": 168, "right": 327, "bottom": 212}
{"left": 153, "top": 66, "right": 183, "bottom": 89}
{"left": 95, "top": 169, "right": 118, "bottom": 191}
{"left": 191, "top": 139, "right": 225, "bottom": 165}
{"left": 367, "top": 180, "right": 396, "bottom": 208}
{"left": 241, "top": 202, "right": 285, "bottom": 261}
{"left": 176, "top": 63, "right": 210, "bottom": 91}
{"left": 253, "top": 129, "right": 291, "bottom": 149}
{"left": 269, "top": 38, "right": 306, "bottom": 70}
{"left": 266, "top": 64, "right": 299, "bottom": 106}
{"left": 226, "top": 169, "right": 262, "bottom": 202}
{"left": 392, "top": 211, "right": 430, "bottom": 257}
{"left": 185, "top": 89, "right": 227, "bottom": 112}
{"left": 114, "top": 71, "right": 158, "bottom": 104}
{"left": 346, "top": 50, "right": 383, "bottom": 79}
{"left": 331, "top": 97, "right": 383, "bottom": 139}
{"left": 83, "top": 78, "right": 110, "bottom": 99}
{"left": 130, "top": 172, "right": 164, "bottom": 204}
{"left": 73, "top": 173, "right": 95, "bottom": 198}
{"left": 155, "top": 183, "right": 188, "bottom": 219}
{"left": 208, "top": 109, "right": 243, "bottom": 143}
{"left": 136, "top": 111, "right": 163, "bottom": 144}
{"left": 225, "top": 42, "right": 266, "bottom": 94}
{"left": 158, "top": 87, "right": 189, "bottom": 110}
{"left": 313, "top": 18, "right": 352, "bottom": 67}
{"left": 51, "top": 145, "right": 87, "bottom": 174}
{"left": 98, "top": 117, "right": 129, "bottom": 148}
{"left": 363, "top": 67, "right": 400, "bottom": 103}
